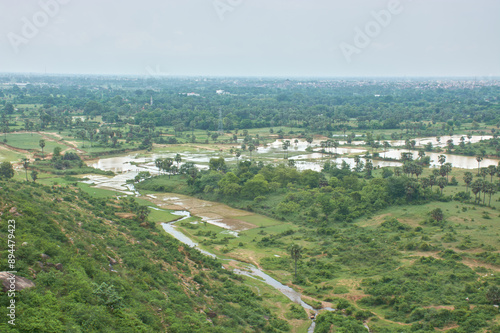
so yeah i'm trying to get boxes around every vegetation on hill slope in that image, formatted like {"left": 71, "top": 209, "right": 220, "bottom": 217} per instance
{"left": 0, "top": 180, "right": 288, "bottom": 333}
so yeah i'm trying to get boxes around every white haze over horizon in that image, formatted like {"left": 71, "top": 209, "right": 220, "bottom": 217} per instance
{"left": 0, "top": 0, "right": 498, "bottom": 78}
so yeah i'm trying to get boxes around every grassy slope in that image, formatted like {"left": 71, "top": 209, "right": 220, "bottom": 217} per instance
{"left": 0, "top": 180, "right": 294, "bottom": 333}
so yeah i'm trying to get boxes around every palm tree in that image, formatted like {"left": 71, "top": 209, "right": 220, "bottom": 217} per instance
{"left": 282, "top": 140, "right": 290, "bottom": 159}
{"left": 418, "top": 149, "right": 426, "bottom": 160}
{"left": 429, "top": 175, "right": 436, "bottom": 191}
{"left": 136, "top": 206, "right": 150, "bottom": 224}
{"left": 471, "top": 179, "right": 482, "bottom": 203}
{"left": 482, "top": 180, "right": 489, "bottom": 205}
{"left": 438, "top": 155, "right": 446, "bottom": 166}
{"left": 162, "top": 158, "right": 174, "bottom": 178}
{"left": 476, "top": 155, "right": 483, "bottom": 175}
{"left": 354, "top": 155, "right": 361, "bottom": 170}
{"left": 480, "top": 167, "right": 488, "bottom": 180}
{"left": 463, "top": 172, "right": 473, "bottom": 195}
{"left": 248, "top": 144, "right": 255, "bottom": 160}
{"left": 444, "top": 163, "right": 453, "bottom": 182}
{"left": 290, "top": 244, "right": 302, "bottom": 279}
{"left": 155, "top": 158, "right": 163, "bottom": 174}
{"left": 487, "top": 165, "right": 497, "bottom": 182}
{"left": 414, "top": 164, "right": 423, "bottom": 179}
{"left": 235, "top": 150, "right": 241, "bottom": 164}
{"left": 437, "top": 177, "right": 447, "bottom": 195}
{"left": 486, "top": 182, "right": 496, "bottom": 206}
{"left": 175, "top": 153, "right": 182, "bottom": 168}
{"left": 333, "top": 140, "right": 339, "bottom": 155}
{"left": 21, "top": 158, "right": 29, "bottom": 181}
{"left": 39, "top": 139, "right": 46, "bottom": 159}
{"left": 383, "top": 141, "right": 390, "bottom": 158}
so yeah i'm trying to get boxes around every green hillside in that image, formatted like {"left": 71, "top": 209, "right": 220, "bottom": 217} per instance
{"left": 0, "top": 180, "right": 285, "bottom": 333}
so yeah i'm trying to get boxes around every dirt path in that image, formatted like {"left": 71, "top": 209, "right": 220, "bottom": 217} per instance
{"left": 36, "top": 132, "right": 87, "bottom": 154}
{"left": 462, "top": 258, "right": 500, "bottom": 272}
{"left": 41, "top": 132, "right": 64, "bottom": 140}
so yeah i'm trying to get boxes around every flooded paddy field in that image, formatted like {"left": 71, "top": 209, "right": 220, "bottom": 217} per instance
{"left": 85, "top": 136, "right": 499, "bottom": 194}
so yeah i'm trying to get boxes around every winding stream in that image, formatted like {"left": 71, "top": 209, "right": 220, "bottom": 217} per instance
{"left": 157, "top": 208, "right": 333, "bottom": 332}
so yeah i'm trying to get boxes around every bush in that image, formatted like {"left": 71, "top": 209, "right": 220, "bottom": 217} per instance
{"left": 285, "top": 304, "right": 307, "bottom": 320}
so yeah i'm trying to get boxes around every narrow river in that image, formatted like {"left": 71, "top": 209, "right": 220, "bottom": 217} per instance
{"left": 152, "top": 206, "right": 333, "bottom": 332}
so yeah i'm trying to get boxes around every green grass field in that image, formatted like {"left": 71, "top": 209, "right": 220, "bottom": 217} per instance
{"left": 2, "top": 133, "right": 66, "bottom": 153}
{"left": 0, "top": 147, "right": 25, "bottom": 162}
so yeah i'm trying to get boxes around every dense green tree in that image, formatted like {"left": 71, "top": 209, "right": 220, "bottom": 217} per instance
{"left": 0, "top": 161, "right": 14, "bottom": 179}
{"left": 30, "top": 170, "right": 38, "bottom": 182}
{"left": 218, "top": 172, "right": 242, "bottom": 197}
{"left": 4, "top": 102, "right": 14, "bottom": 114}
{"left": 209, "top": 157, "right": 226, "bottom": 172}
{"left": 241, "top": 174, "right": 268, "bottom": 199}
{"left": 162, "top": 158, "right": 174, "bottom": 178}
{"left": 430, "top": 208, "right": 444, "bottom": 221}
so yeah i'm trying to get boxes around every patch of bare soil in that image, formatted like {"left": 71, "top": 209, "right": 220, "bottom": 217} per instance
{"left": 161, "top": 204, "right": 186, "bottom": 210}
{"left": 406, "top": 251, "right": 440, "bottom": 258}
{"left": 406, "top": 251, "right": 500, "bottom": 272}
{"left": 435, "top": 324, "right": 460, "bottom": 331}
{"left": 423, "top": 305, "right": 454, "bottom": 310}
{"left": 461, "top": 258, "right": 500, "bottom": 272}
{"left": 115, "top": 212, "right": 136, "bottom": 219}
{"left": 41, "top": 132, "right": 64, "bottom": 139}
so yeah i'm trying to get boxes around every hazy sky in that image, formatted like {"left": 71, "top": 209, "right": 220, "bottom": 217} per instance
{"left": 1, "top": 0, "right": 499, "bottom": 77}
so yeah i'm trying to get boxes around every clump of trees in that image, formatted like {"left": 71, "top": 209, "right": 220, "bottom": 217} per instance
{"left": 0, "top": 161, "right": 14, "bottom": 179}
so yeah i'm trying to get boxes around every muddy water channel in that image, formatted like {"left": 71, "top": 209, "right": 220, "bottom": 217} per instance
{"left": 156, "top": 206, "right": 333, "bottom": 332}
{"left": 144, "top": 194, "right": 337, "bottom": 331}
{"left": 87, "top": 161, "right": 336, "bottom": 331}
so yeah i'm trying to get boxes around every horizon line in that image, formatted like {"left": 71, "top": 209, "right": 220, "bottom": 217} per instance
{"left": 1, "top": 72, "right": 499, "bottom": 81}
